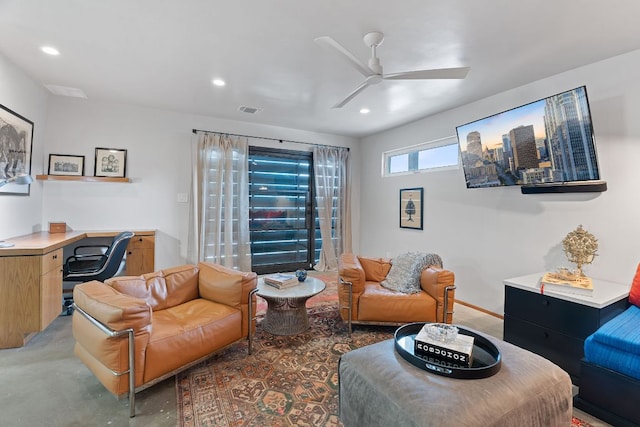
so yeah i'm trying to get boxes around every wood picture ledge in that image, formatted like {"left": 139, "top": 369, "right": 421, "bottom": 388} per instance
{"left": 36, "top": 175, "right": 131, "bottom": 183}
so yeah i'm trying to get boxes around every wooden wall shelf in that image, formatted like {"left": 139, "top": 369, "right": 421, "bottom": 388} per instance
{"left": 36, "top": 175, "right": 131, "bottom": 183}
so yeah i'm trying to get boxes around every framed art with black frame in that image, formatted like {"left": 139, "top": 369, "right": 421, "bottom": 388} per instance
{"left": 399, "top": 187, "right": 423, "bottom": 230}
{"left": 94, "top": 147, "right": 127, "bottom": 178}
{"left": 0, "top": 103, "right": 34, "bottom": 195}
{"left": 48, "top": 154, "right": 85, "bottom": 176}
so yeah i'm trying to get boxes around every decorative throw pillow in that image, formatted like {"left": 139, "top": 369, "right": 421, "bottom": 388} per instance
{"left": 381, "top": 252, "right": 429, "bottom": 294}
{"left": 358, "top": 256, "right": 392, "bottom": 282}
{"left": 629, "top": 263, "right": 640, "bottom": 307}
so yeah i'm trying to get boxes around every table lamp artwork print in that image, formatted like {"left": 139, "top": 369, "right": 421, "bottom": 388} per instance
{"left": 405, "top": 198, "right": 416, "bottom": 222}
{"left": 399, "top": 187, "right": 423, "bottom": 230}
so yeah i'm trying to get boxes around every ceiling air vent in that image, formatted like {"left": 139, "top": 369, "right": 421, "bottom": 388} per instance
{"left": 238, "top": 105, "right": 262, "bottom": 114}
{"left": 44, "top": 84, "right": 88, "bottom": 99}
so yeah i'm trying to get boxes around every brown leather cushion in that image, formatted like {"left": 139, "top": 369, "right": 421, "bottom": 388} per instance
{"left": 197, "top": 262, "right": 255, "bottom": 308}
{"left": 73, "top": 280, "right": 151, "bottom": 331}
{"left": 339, "top": 254, "right": 366, "bottom": 294}
{"left": 358, "top": 257, "right": 392, "bottom": 282}
{"left": 143, "top": 299, "right": 241, "bottom": 382}
{"left": 358, "top": 283, "right": 437, "bottom": 323}
{"left": 72, "top": 280, "right": 152, "bottom": 395}
{"left": 107, "top": 265, "right": 199, "bottom": 311}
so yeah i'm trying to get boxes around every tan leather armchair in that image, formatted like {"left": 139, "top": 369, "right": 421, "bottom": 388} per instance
{"left": 72, "top": 262, "right": 257, "bottom": 417}
{"left": 338, "top": 253, "right": 455, "bottom": 335}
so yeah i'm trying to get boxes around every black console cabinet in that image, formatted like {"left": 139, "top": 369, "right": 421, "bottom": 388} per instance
{"left": 503, "top": 276, "right": 628, "bottom": 383}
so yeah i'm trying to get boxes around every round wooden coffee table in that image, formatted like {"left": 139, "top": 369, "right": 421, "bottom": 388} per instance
{"left": 256, "top": 276, "right": 326, "bottom": 335}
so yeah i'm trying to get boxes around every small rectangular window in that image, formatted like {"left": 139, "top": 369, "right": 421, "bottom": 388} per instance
{"left": 389, "top": 153, "right": 409, "bottom": 174}
{"left": 383, "top": 137, "right": 459, "bottom": 177}
{"left": 418, "top": 144, "right": 459, "bottom": 170}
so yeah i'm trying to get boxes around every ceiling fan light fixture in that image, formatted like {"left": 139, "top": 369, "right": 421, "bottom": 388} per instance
{"left": 360, "top": 108, "right": 370, "bottom": 114}
{"left": 315, "top": 31, "right": 470, "bottom": 108}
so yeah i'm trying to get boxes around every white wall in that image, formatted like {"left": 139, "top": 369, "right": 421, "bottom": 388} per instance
{"left": 42, "top": 97, "right": 359, "bottom": 269}
{"left": 0, "top": 53, "right": 48, "bottom": 239}
{"left": 359, "top": 49, "right": 640, "bottom": 314}
{"left": 8, "top": 42, "right": 637, "bottom": 316}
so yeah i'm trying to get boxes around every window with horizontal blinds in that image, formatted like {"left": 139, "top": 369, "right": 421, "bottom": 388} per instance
{"left": 249, "top": 147, "right": 321, "bottom": 274}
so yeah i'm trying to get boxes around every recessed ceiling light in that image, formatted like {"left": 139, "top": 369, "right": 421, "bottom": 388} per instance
{"left": 360, "top": 108, "right": 370, "bottom": 114}
{"left": 41, "top": 46, "right": 60, "bottom": 56}
{"left": 212, "top": 79, "right": 226, "bottom": 87}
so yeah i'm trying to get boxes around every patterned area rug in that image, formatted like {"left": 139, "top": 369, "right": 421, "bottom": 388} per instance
{"left": 571, "top": 417, "right": 594, "bottom": 427}
{"left": 176, "top": 304, "right": 394, "bottom": 426}
{"left": 176, "top": 273, "right": 594, "bottom": 427}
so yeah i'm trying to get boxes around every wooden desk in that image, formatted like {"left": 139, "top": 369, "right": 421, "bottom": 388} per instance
{"left": 0, "top": 230, "right": 155, "bottom": 349}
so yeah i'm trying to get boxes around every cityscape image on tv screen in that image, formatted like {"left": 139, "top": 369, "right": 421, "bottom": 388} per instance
{"left": 456, "top": 86, "right": 600, "bottom": 188}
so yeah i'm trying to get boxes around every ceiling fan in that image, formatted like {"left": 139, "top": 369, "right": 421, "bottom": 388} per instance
{"left": 314, "top": 31, "right": 470, "bottom": 108}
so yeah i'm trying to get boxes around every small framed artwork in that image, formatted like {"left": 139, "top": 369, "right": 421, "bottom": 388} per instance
{"left": 0, "top": 103, "right": 34, "bottom": 195}
{"left": 94, "top": 147, "right": 127, "bottom": 178}
{"left": 399, "top": 187, "right": 424, "bottom": 230}
{"left": 48, "top": 154, "right": 85, "bottom": 176}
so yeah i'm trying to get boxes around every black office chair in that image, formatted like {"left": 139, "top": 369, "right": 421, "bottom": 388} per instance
{"left": 62, "top": 231, "right": 134, "bottom": 314}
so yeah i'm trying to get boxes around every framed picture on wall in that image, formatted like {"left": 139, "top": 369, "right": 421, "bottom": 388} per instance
{"left": 48, "top": 154, "right": 85, "bottom": 176}
{"left": 94, "top": 147, "right": 127, "bottom": 178}
{"left": 399, "top": 187, "right": 423, "bottom": 230}
{"left": 0, "top": 103, "right": 34, "bottom": 195}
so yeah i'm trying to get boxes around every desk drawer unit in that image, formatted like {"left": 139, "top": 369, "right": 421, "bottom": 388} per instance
{"left": 0, "top": 248, "right": 63, "bottom": 348}
{"left": 504, "top": 285, "right": 627, "bottom": 381}
{"left": 0, "top": 230, "right": 153, "bottom": 349}
{"left": 40, "top": 249, "right": 63, "bottom": 330}
{"left": 125, "top": 234, "right": 155, "bottom": 276}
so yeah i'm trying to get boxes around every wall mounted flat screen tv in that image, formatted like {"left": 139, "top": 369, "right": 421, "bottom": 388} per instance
{"left": 456, "top": 86, "right": 602, "bottom": 189}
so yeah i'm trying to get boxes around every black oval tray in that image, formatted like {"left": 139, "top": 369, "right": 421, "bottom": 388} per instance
{"left": 394, "top": 322, "right": 502, "bottom": 379}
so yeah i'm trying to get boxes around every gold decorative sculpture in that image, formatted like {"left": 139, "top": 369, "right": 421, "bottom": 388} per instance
{"left": 561, "top": 224, "right": 598, "bottom": 277}
{"left": 541, "top": 225, "right": 598, "bottom": 290}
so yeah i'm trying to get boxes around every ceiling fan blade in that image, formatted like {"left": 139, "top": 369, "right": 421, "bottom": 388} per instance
{"left": 314, "top": 36, "right": 372, "bottom": 77}
{"left": 331, "top": 79, "right": 372, "bottom": 109}
{"left": 384, "top": 67, "right": 470, "bottom": 80}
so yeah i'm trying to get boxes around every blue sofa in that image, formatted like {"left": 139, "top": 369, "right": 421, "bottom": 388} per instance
{"left": 574, "top": 265, "right": 640, "bottom": 427}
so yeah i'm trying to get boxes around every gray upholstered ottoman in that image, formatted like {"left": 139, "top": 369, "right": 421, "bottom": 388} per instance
{"left": 339, "top": 333, "right": 572, "bottom": 427}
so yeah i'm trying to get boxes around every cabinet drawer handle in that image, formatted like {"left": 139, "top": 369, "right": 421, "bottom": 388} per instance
{"left": 542, "top": 299, "right": 550, "bottom": 306}
{"left": 543, "top": 332, "right": 549, "bottom": 339}
{"left": 128, "top": 251, "right": 132, "bottom": 255}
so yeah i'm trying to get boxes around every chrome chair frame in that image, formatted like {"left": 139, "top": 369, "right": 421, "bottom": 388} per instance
{"left": 72, "top": 287, "right": 256, "bottom": 417}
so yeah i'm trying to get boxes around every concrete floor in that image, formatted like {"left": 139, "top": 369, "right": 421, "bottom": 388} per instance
{"left": 0, "top": 303, "right": 610, "bottom": 426}
{"left": 0, "top": 314, "right": 176, "bottom": 426}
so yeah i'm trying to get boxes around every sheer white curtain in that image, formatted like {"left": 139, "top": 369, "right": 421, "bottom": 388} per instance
{"left": 313, "top": 145, "right": 352, "bottom": 271}
{"left": 187, "top": 132, "right": 251, "bottom": 271}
